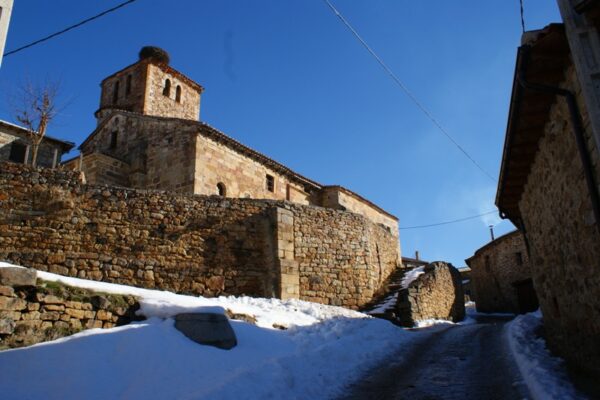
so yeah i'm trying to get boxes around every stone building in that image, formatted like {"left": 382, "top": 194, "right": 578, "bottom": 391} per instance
{"left": 0, "top": 119, "right": 74, "bottom": 167}
{"left": 465, "top": 230, "right": 537, "bottom": 314}
{"left": 64, "top": 47, "right": 399, "bottom": 235}
{"left": 496, "top": 2, "right": 600, "bottom": 376}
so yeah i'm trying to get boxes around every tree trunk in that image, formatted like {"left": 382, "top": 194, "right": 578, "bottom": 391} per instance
{"left": 30, "top": 142, "right": 39, "bottom": 167}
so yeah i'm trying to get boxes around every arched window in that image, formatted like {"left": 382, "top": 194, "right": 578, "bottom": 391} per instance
{"left": 217, "top": 182, "right": 226, "bottom": 197}
{"left": 175, "top": 85, "right": 182, "bottom": 103}
{"left": 163, "top": 79, "right": 171, "bottom": 96}
{"left": 125, "top": 75, "right": 132, "bottom": 96}
{"left": 112, "top": 81, "right": 120, "bottom": 103}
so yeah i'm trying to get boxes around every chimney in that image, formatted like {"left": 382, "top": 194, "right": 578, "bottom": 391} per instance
{"left": 415, "top": 250, "right": 420, "bottom": 261}
{"left": 489, "top": 225, "right": 495, "bottom": 241}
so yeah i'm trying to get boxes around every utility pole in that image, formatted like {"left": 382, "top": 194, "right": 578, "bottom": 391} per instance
{"left": 0, "top": 0, "right": 13, "bottom": 67}
{"left": 489, "top": 225, "right": 495, "bottom": 241}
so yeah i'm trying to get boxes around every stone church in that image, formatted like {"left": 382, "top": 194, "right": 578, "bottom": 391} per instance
{"left": 65, "top": 47, "right": 398, "bottom": 234}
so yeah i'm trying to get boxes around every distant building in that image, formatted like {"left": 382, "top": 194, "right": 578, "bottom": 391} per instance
{"left": 402, "top": 251, "right": 428, "bottom": 269}
{"left": 0, "top": 120, "right": 74, "bottom": 168}
{"left": 496, "top": 1, "right": 600, "bottom": 377}
{"left": 0, "top": 0, "right": 13, "bottom": 67}
{"left": 466, "top": 230, "right": 537, "bottom": 314}
{"left": 64, "top": 47, "right": 400, "bottom": 236}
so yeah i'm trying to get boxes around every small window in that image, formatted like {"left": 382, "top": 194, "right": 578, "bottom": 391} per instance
{"left": 175, "top": 85, "right": 182, "bottom": 103}
{"left": 515, "top": 252, "right": 523, "bottom": 266}
{"left": 266, "top": 174, "right": 275, "bottom": 192}
{"left": 217, "top": 182, "right": 226, "bottom": 197}
{"left": 9, "top": 142, "right": 27, "bottom": 163}
{"left": 110, "top": 131, "right": 118, "bottom": 149}
{"left": 163, "top": 79, "right": 171, "bottom": 96}
{"left": 112, "top": 81, "right": 120, "bottom": 103}
{"left": 125, "top": 74, "right": 132, "bottom": 96}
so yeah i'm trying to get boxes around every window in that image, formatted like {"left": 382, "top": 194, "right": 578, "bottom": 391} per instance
{"left": 217, "top": 182, "right": 226, "bottom": 197}
{"left": 110, "top": 131, "right": 118, "bottom": 149}
{"left": 266, "top": 174, "right": 275, "bottom": 192}
{"left": 112, "top": 81, "right": 120, "bottom": 103}
{"left": 163, "top": 79, "right": 171, "bottom": 96}
{"left": 515, "top": 252, "right": 523, "bottom": 266}
{"left": 9, "top": 142, "right": 27, "bottom": 163}
{"left": 125, "top": 75, "right": 132, "bottom": 96}
{"left": 175, "top": 85, "right": 182, "bottom": 103}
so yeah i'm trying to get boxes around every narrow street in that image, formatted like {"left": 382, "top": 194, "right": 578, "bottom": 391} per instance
{"left": 339, "top": 316, "right": 529, "bottom": 400}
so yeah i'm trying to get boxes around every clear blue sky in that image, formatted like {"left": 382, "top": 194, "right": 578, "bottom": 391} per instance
{"left": 0, "top": 1, "right": 561, "bottom": 266}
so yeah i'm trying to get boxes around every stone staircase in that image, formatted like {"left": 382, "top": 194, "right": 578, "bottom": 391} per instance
{"left": 361, "top": 267, "right": 412, "bottom": 324}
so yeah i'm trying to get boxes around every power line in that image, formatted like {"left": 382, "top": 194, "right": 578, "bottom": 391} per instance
{"left": 3, "top": 0, "right": 139, "bottom": 58}
{"left": 399, "top": 210, "right": 498, "bottom": 230}
{"left": 519, "top": 0, "right": 526, "bottom": 33}
{"left": 321, "top": 0, "right": 496, "bottom": 182}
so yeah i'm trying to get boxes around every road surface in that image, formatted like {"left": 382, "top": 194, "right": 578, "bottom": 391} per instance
{"left": 339, "top": 315, "right": 529, "bottom": 400}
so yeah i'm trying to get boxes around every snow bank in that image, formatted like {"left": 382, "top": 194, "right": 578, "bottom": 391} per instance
{"left": 0, "top": 262, "right": 423, "bottom": 400}
{"left": 506, "top": 310, "right": 584, "bottom": 400}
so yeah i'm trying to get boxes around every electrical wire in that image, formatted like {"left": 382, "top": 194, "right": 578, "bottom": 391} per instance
{"left": 519, "top": 0, "right": 525, "bottom": 33}
{"left": 519, "top": 0, "right": 526, "bottom": 33}
{"left": 3, "top": 0, "right": 139, "bottom": 58}
{"left": 399, "top": 210, "right": 498, "bottom": 230}
{"left": 321, "top": 0, "right": 496, "bottom": 182}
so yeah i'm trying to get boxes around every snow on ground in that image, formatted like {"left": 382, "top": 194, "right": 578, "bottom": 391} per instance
{"left": 400, "top": 266, "right": 425, "bottom": 289}
{"left": 0, "top": 262, "right": 425, "bottom": 400}
{"left": 505, "top": 310, "right": 585, "bottom": 400}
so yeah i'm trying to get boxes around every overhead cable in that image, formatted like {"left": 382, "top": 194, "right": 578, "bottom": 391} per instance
{"left": 321, "top": 0, "right": 496, "bottom": 182}
{"left": 399, "top": 210, "right": 498, "bottom": 230}
{"left": 3, "top": 0, "right": 139, "bottom": 57}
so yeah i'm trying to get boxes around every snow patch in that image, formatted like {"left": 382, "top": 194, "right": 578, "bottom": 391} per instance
{"left": 0, "top": 262, "right": 426, "bottom": 400}
{"left": 506, "top": 310, "right": 585, "bottom": 400}
{"left": 401, "top": 266, "right": 425, "bottom": 289}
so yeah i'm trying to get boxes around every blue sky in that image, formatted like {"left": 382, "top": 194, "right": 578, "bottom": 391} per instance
{"left": 0, "top": 1, "right": 561, "bottom": 266}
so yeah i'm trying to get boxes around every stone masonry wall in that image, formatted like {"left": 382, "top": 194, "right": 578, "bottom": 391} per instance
{"left": 0, "top": 162, "right": 400, "bottom": 309}
{"left": 518, "top": 65, "right": 600, "bottom": 375}
{"left": 467, "top": 230, "right": 533, "bottom": 314}
{"left": 396, "top": 262, "right": 465, "bottom": 327}
{"left": 145, "top": 63, "right": 201, "bottom": 121}
{"left": 0, "top": 267, "right": 140, "bottom": 350}
{"left": 194, "top": 134, "right": 311, "bottom": 203}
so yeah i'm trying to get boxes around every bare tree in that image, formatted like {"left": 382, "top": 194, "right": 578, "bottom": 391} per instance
{"left": 14, "top": 80, "right": 60, "bottom": 167}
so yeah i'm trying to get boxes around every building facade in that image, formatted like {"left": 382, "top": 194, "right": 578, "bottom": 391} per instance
{"left": 496, "top": 3, "right": 600, "bottom": 376}
{"left": 466, "top": 230, "right": 537, "bottom": 314}
{"left": 65, "top": 47, "right": 400, "bottom": 237}
{"left": 0, "top": 120, "right": 74, "bottom": 168}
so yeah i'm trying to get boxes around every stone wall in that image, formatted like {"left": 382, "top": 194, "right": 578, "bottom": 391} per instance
{"left": 466, "top": 230, "right": 535, "bottom": 314}
{"left": 0, "top": 267, "right": 140, "bottom": 349}
{"left": 321, "top": 186, "right": 398, "bottom": 235}
{"left": 0, "top": 162, "right": 400, "bottom": 309}
{"left": 518, "top": 64, "right": 600, "bottom": 375}
{"left": 194, "top": 134, "right": 310, "bottom": 203}
{"left": 396, "top": 262, "right": 465, "bottom": 327}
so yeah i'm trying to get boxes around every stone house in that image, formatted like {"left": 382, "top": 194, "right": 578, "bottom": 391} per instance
{"left": 64, "top": 47, "right": 399, "bottom": 236}
{"left": 465, "top": 230, "right": 537, "bottom": 314}
{"left": 496, "top": 2, "right": 600, "bottom": 376}
{"left": 0, "top": 119, "right": 74, "bottom": 167}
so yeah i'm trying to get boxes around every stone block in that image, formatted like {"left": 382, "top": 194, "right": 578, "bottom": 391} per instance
{"left": 0, "top": 267, "right": 37, "bottom": 287}
{"left": 174, "top": 313, "right": 237, "bottom": 350}
{"left": 0, "top": 297, "right": 27, "bottom": 311}
{"left": 0, "top": 285, "right": 15, "bottom": 297}
{"left": 0, "top": 318, "right": 15, "bottom": 334}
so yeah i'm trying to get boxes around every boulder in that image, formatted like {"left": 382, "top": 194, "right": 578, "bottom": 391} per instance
{"left": 0, "top": 267, "right": 37, "bottom": 287}
{"left": 174, "top": 313, "right": 237, "bottom": 350}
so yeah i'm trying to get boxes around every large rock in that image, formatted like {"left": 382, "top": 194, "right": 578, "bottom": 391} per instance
{"left": 174, "top": 313, "right": 237, "bottom": 350}
{"left": 0, "top": 318, "right": 15, "bottom": 334}
{"left": 0, "top": 267, "right": 37, "bottom": 287}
